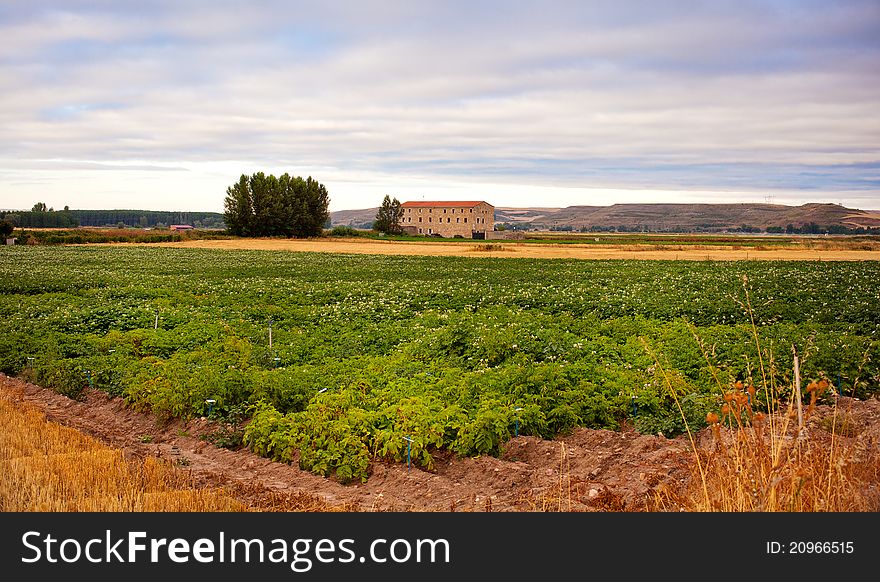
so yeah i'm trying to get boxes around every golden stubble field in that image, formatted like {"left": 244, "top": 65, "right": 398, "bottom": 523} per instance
{"left": 146, "top": 237, "right": 880, "bottom": 261}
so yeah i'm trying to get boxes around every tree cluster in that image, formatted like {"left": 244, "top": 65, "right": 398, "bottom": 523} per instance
{"left": 223, "top": 173, "right": 330, "bottom": 238}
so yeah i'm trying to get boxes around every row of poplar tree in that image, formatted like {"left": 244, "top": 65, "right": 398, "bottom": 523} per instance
{"left": 223, "top": 173, "right": 330, "bottom": 237}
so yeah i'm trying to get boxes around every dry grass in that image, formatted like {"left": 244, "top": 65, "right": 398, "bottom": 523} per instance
{"left": 136, "top": 238, "right": 880, "bottom": 261}
{"left": 800, "top": 239, "right": 880, "bottom": 252}
{"left": 655, "top": 398, "right": 879, "bottom": 512}
{"left": 0, "top": 386, "right": 248, "bottom": 512}
{"left": 470, "top": 243, "right": 508, "bottom": 252}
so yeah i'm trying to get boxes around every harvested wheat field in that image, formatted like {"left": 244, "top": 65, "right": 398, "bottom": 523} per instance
{"left": 147, "top": 237, "right": 880, "bottom": 261}
{"left": 0, "top": 385, "right": 250, "bottom": 511}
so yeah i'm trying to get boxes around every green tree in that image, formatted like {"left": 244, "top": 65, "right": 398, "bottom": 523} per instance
{"left": 291, "top": 176, "right": 330, "bottom": 238}
{"left": 374, "top": 195, "right": 403, "bottom": 234}
{"left": 223, "top": 173, "right": 330, "bottom": 238}
{"left": 31, "top": 202, "right": 48, "bottom": 212}
{"left": 0, "top": 220, "right": 13, "bottom": 238}
{"left": 223, "top": 174, "right": 256, "bottom": 236}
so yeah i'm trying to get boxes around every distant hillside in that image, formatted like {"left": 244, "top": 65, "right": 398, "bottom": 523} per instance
{"left": 332, "top": 202, "right": 880, "bottom": 233}
{"left": 329, "top": 207, "right": 379, "bottom": 229}
{"left": 497, "top": 203, "right": 880, "bottom": 233}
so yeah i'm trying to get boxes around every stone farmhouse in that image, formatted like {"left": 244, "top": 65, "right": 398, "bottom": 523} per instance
{"left": 400, "top": 201, "right": 494, "bottom": 239}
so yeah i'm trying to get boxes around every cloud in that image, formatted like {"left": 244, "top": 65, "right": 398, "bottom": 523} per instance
{"left": 0, "top": 0, "right": 878, "bottom": 211}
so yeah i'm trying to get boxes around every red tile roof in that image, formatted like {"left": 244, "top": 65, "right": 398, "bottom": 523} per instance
{"left": 400, "top": 201, "right": 489, "bottom": 208}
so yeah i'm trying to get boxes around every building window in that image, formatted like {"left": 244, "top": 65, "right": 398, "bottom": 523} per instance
{"left": 443, "top": 209, "right": 447, "bottom": 213}
{"left": 429, "top": 217, "right": 432, "bottom": 222}
{"left": 419, "top": 209, "right": 422, "bottom": 213}
{"left": 429, "top": 209, "right": 432, "bottom": 213}
{"left": 418, "top": 228, "right": 422, "bottom": 233}
{"left": 470, "top": 209, "right": 473, "bottom": 213}
{"left": 464, "top": 217, "right": 467, "bottom": 223}
{"left": 456, "top": 217, "right": 460, "bottom": 223}
{"left": 418, "top": 217, "right": 422, "bottom": 223}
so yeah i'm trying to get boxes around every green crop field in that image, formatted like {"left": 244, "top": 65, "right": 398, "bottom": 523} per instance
{"left": 2, "top": 246, "right": 878, "bottom": 483}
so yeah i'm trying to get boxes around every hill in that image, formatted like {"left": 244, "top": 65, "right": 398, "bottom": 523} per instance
{"left": 499, "top": 203, "right": 880, "bottom": 232}
{"left": 332, "top": 203, "right": 880, "bottom": 233}
{"left": 329, "top": 207, "right": 379, "bottom": 229}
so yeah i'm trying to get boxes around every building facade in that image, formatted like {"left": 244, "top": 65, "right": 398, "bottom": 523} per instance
{"left": 400, "top": 201, "right": 494, "bottom": 238}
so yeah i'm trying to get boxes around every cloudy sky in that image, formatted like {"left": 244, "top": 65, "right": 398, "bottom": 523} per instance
{"left": 1, "top": 0, "right": 878, "bottom": 212}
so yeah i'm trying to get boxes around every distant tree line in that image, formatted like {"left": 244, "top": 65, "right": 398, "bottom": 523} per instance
{"left": 69, "top": 210, "right": 225, "bottom": 229}
{"left": 223, "top": 173, "right": 330, "bottom": 237}
{"left": 0, "top": 203, "right": 78, "bottom": 228}
{"left": 767, "top": 223, "right": 880, "bottom": 235}
{"left": 0, "top": 203, "right": 225, "bottom": 229}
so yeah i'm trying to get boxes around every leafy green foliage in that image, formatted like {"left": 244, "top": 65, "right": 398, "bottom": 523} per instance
{"left": 202, "top": 402, "right": 250, "bottom": 449}
{"left": 23, "top": 358, "right": 89, "bottom": 400}
{"left": 329, "top": 225, "right": 362, "bottom": 237}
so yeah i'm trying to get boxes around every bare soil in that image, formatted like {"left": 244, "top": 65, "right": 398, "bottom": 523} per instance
{"left": 140, "top": 238, "right": 880, "bottom": 261}
{"left": 4, "top": 373, "right": 878, "bottom": 512}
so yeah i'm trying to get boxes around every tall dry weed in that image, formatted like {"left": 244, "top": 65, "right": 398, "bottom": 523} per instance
{"left": 650, "top": 275, "right": 879, "bottom": 512}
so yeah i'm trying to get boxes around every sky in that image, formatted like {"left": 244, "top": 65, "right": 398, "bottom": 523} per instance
{"left": 1, "top": 0, "right": 879, "bottom": 213}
